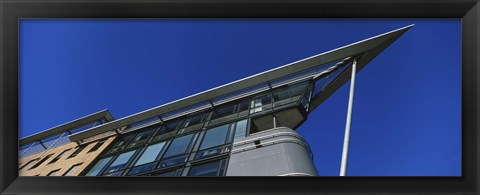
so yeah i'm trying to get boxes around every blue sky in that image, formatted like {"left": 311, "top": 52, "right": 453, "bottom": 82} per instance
{"left": 20, "top": 19, "right": 460, "bottom": 176}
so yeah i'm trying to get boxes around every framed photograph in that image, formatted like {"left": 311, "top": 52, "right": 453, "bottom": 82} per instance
{"left": 1, "top": 0, "right": 479, "bottom": 194}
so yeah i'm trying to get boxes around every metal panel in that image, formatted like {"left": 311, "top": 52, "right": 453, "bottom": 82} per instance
{"left": 227, "top": 127, "right": 317, "bottom": 176}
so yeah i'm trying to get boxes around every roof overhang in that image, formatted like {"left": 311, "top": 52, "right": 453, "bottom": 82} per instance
{"left": 309, "top": 25, "right": 413, "bottom": 111}
{"left": 69, "top": 24, "right": 413, "bottom": 142}
{"left": 20, "top": 109, "right": 114, "bottom": 145}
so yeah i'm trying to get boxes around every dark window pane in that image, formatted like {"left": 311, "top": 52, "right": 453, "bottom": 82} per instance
{"left": 214, "top": 103, "right": 236, "bottom": 118}
{"left": 20, "top": 158, "right": 39, "bottom": 171}
{"left": 289, "top": 81, "right": 308, "bottom": 97}
{"left": 68, "top": 144, "right": 87, "bottom": 158}
{"left": 46, "top": 169, "right": 60, "bottom": 176}
{"left": 164, "top": 119, "right": 181, "bottom": 131}
{"left": 181, "top": 112, "right": 206, "bottom": 128}
{"left": 200, "top": 125, "right": 229, "bottom": 150}
{"left": 188, "top": 161, "right": 221, "bottom": 176}
{"left": 48, "top": 148, "right": 71, "bottom": 164}
{"left": 163, "top": 134, "right": 194, "bottom": 158}
{"left": 112, "top": 134, "right": 135, "bottom": 148}
{"left": 87, "top": 139, "right": 106, "bottom": 153}
{"left": 29, "top": 154, "right": 53, "bottom": 170}
{"left": 131, "top": 128, "right": 155, "bottom": 143}
{"left": 238, "top": 99, "right": 250, "bottom": 112}
{"left": 153, "top": 169, "right": 182, "bottom": 176}
{"left": 85, "top": 156, "right": 113, "bottom": 176}
{"left": 273, "top": 86, "right": 290, "bottom": 101}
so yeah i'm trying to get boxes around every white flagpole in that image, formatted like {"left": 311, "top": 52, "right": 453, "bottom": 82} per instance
{"left": 340, "top": 59, "right": 357, "bottom": 176}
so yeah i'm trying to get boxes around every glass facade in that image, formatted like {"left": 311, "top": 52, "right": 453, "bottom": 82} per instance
{"left": 82, "top": 80, "right": 314, "bottom": 176}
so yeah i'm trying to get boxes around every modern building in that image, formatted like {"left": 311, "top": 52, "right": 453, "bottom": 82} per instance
{"left": 18, "top": 25, "right": 411, "bottom": 176}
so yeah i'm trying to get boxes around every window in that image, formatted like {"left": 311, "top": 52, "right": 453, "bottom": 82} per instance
{"left": 196, "top": 124, "right": 235, "bottom": 160}
{"left": 188, "top": 160, "right": 227, "bottom": 176}
{"left": 47, "top": 169, "right": 61, "bottom": 176}
{"left": 68, "top": 144, "right": 87, "bottom": 158}
{"left": 177, "top": 112, "right": 207, "bottom": 135}
{"left": 250, "top": 94, "right": 272, "bottom": 113}
{"left": 127, "top": 142, "right": 167, "bottom": 176}
{"left": 200, "top": 124, "right": 232, "bottom": 150}
{"left": 289, "top": 81, "right": 309, "bottom": 97}
{"left": 64, "top": 163, "right": 82, "bottom": 176}
{"left": 163, "top": 134, "right": 196, "bottom": 158}
{"left": 87, "top": 139, "right": 106, "bottom": 153}
{"left": 19, "top": 158, "right": 39, "bottom": 171}
{"left": 126, "top": 128, "right": 156, "bottom": 149}
{"left": 134, "top": 142, "right": 166, "bottom": 166}
{"left": 85, "top": 156, "right": 113, "bottom": 176}
{"left": 157, "top": 134, "right": 197, "bottom": 169}
{"left": 29, "top": 154, "right": 53, "bottom": 170}
{"left": 152, "top": 119, "right": 181, "bottom": 142}
{"left": 233, "top": 119, "right": 248, "bottom": 141}
{"left": 272, "top": 86, "right": 292, "bottom": 107}
{"left": 210, "top": 99, "right": 249, "bottom": 126}
{"left": 103, "top": 150, "right": 137, "bottom": 175}
{"left": 48, "top": 149, "right": 71, "bottom": 164}
{"left": 108, "top": 134, "right": 135, "bottom": 154}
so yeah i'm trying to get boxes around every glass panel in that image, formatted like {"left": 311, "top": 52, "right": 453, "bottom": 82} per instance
{"left": 112, "top": 134, "right": 135, "bottom": 148}
{"left": 250, "top": 94, "right": 272, "bottom": 113}
{"left": 273, "top": 86, "right": 290, "bottom": 101}
{"left": 157, "top": 155, "right": 188, "bottom": 168}
{"left": 85, "top": 156, "right": 113, "bottom": 176}
{"left": 181, "top": 112, "right": 205, "bottom": 128}
{"left": 196, "top": 145, "right": 231, "bottom": 160}
{"left": 164, "top": 119, "right": 181, "bottom": 131}
{"left": 163, "top": 134, "right": 194, "bottom": 158}
{"left": 213, "top": 103, "right": 236, "bottom": 119}
{"left": 200, "top": 125, "right": 229, "bottom": 150}
{"left": 131, "top": 128, "right": 155, "bottom": 143}
{"left": 234, "top": 119, "right": 248, "bottom": 142}
{"left": 289, "top": 81, "right": 308, "bottom": 97}
{"left": 134, "top": 142, "right": 166, "bottom": 166}
{"left": 104, "top": 150, "right": 136, "bottom": 174}
{"left": 188, "top": 161, "right": 221, "bottom": 176}
{"left": 238, "top": 99, "right": 249, "bottom": 112}
{"left": 127, "top": 162, "right": 156, "bottom": 176}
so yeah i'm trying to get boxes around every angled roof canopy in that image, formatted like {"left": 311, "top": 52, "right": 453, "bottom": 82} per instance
{"left": 19, "top": 109, "right": 114, "bottom": 145}
{"left": 68, "top": 24, "right": 413, "bottom": 142}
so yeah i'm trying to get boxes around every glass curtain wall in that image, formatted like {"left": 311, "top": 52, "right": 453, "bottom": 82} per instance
{"left": 82, "top": 80, "right": 313, "bottom": 176}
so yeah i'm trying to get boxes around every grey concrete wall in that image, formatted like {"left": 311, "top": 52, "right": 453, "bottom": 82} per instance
{"left": 226, "top": 127, "right": 317, "bottom": 176}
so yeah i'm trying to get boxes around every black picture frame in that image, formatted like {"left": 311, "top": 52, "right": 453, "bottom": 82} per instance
{"left": 1, "top": 0, "right": 479, "bottom": 194}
